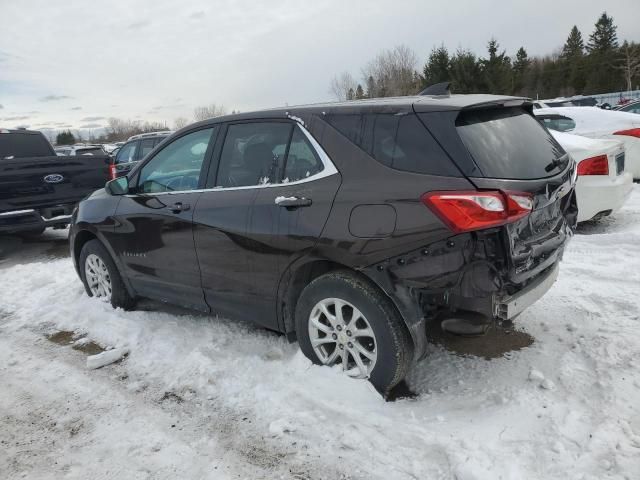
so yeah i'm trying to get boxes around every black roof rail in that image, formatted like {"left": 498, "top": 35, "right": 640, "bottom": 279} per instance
{"left": 418, "top": 81, "right": 451, "bottom": 97}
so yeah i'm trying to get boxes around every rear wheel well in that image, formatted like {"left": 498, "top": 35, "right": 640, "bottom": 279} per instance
{"left": 283, "top": 260, "right": 345, "bottom": 335}
{"left": 282, "top": 260, "right": 412, "bottom": 349}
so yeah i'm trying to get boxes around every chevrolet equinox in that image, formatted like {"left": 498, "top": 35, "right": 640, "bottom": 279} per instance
{"left": 70, "top": 94, "right": 577, "bottom": 392}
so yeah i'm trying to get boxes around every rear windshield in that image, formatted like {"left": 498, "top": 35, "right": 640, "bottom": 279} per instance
{"left": 75, "top": 147, "right": 104, "bottom": 156}
{"left": 0, "top": 133, "right": 54, "bottom": 159}
{"left": 455, "top": 107, "right": 567, "bottom": 179}
{"left": 324, "top": 113, "right": 460, "bottom": 176}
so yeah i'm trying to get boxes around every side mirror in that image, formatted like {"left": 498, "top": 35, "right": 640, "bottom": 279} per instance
{"left": 106, "top": 176, "right": 129, "bottom": 195}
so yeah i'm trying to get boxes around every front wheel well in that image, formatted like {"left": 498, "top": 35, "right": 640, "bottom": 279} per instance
{"left": 73, "top": 230, "right": 98, "bottom": 269}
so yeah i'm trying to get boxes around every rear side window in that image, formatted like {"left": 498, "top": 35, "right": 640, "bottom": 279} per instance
{"left": 283, "top": 127, "right": 323, "bottom": 182}
{"left": 324, "top": 113, "right": 459, "bottom": 176}
{"left": 139, "top": 138, "right": 156, "bottom": 159}
{"left": 536, "top": 114, "right": 576, "bottom": 132}
{"left": 216, "top": 122, "right": 292, "bottom": 188}
{"left": 455, "top": 108, "right": 567, "bottom": 179}
{"left": 0, "top": 133, "right": 53, "bottom": 159}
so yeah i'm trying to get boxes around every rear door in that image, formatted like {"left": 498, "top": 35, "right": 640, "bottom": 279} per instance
{"left": 106, "top": 127, "right": 218, "bottom": 310}
{"left": 193, "top": 121, "right": 340, "bottom": 329}
{"left": 252, "top": 124, "right": 341, "bottom": 329}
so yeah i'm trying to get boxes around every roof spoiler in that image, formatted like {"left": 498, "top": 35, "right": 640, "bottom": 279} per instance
{"left": 418, "top": 81, "right": 451, "bottom": 97}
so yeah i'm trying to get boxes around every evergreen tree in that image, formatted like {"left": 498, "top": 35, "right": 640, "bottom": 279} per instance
{"left": 56, "top": 130, "right": 75, "bottom": 145}
{"left": 561, "top": 26, "right": 586, "bottom": 94}
{"left": 365, "top": 75, "right": 376, "bottom": 98}
{"left": 347, "top": 87, "right": 355, "bottom": 100}
{"left": 512, "top": 47, "right": 530, "bottom": 94}
{"left": 562, "top": 26, "right": 584, "bottom": 57}
{"left": 587, "top": 12, "right": 618, "bottom": 53}
{"left": 481, "top": 39, "right": 512, "bottom": 94}
{"left": 355, "top": 84, "right": 365, "bottom": 99}
{"left": 585, "top": 12, "right": 622, "bottom": 93}
{"left": 449, "top": 49, "right": 483, "bottom": 93}
{"left": 422, "top": 45, "right": 450, "bottom": 87}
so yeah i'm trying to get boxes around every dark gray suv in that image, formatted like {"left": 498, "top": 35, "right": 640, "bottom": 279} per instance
{"left": 70, "top": 94, "right": 577, "bottom": 393}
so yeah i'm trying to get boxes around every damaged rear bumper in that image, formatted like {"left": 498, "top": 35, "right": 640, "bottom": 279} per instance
{"left": 494, "top": 264, "right": 559, "bottom": 320}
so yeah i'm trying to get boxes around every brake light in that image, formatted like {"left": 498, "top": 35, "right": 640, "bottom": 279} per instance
{"left": 613, "top": 128, "right": 640, "bottom": 138}
{"left": 577, "top": 155, "right": 609, "bottom": 176}
{"left": 421, "top": 190, "right": 533, "bottom": 233}
{"left": 109, "top": 163, "right": 117, "bottom": 179}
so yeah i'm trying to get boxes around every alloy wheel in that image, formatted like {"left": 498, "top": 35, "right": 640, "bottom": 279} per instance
{"left": 84, "top": 253, "right": 112, "bottom": 302}
{"left": 308, "top": 297, "right": 377, "bottom": 378}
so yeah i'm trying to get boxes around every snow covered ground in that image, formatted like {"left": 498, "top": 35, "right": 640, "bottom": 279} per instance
{"left": 1, "top": 187, "right": 640, "bottom": 480}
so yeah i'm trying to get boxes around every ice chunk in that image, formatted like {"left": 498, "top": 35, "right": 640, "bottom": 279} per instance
{"left": 86, "top": 347, "right": 129, "bottom": 369}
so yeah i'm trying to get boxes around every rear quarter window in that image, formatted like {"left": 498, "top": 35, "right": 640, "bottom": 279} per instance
{"left": 0, "top": 133, "right": 54, "bottom": 159}
{"left": 324, "top": 113, "right": 460, "bottom": 176}
{"left": 455, "top": 107, "right": 567, "bottom": 179}
{"left": 536, "top": 115, "right": 576, "bottom": 132}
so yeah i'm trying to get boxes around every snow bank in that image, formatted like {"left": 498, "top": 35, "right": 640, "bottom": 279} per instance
{"left": 2, "top": 186, "right": 640, "bottom": 479}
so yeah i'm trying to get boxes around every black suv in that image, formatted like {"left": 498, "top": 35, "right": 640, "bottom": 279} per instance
{"left": 109, "top": 131, "right": 172, "bottom": 179}
{"left": 70, "top": 95, "right": 577, "bottom": 392}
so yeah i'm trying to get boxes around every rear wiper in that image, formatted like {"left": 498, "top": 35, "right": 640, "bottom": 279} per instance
{"left": 544, "top": 153, "right": 568, "bottom": 173}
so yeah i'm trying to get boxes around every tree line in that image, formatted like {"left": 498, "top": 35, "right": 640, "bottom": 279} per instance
{"left": 55, "top": 103, "right": 239, "bottom": 145}
{"left": 330, "top": 12, "right": 640, "bottom": 101}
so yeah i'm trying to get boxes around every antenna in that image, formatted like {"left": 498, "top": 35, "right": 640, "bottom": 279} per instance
{"left": 418, "top": 81, "right": 451, "bottom": 97}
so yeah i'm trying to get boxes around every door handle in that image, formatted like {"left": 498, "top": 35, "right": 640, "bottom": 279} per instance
{"left": 168, "top": 202, "right": 190, "bottom": 213}
{"left": 274, "top": 196, "right": 312, "bottom": 209}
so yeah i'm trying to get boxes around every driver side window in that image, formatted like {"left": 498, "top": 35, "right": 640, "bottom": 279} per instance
{"left": 138, "top": 128, "right": 216, "bottom": 193}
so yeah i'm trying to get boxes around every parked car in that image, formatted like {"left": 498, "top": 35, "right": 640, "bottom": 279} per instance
{"left": 109, "top": 131, "right": 173, "bottom": 179}
{"left": 534, "top": 107, "right": 640, "bottom": 179}
{"left": 614, "top": 99, "right": 640, "bottom": 115}
{"left": 70, "top": 95, "right": 577, "bottom": 392}
{"left": 550, "top": 131, "right": 632, "bottom": 222}
{"left": 54, "top": 144, "right": 107, "bottom": 156}
{"left": 1, "top": 129, "right": 110, "bottom": 235}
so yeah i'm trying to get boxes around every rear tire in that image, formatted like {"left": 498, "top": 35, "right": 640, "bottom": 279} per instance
{"left": 79, "top": 239, "right": 135, "bottom": 310}
{"left": 295, "top": 270, "right": 413, "bottom": 394}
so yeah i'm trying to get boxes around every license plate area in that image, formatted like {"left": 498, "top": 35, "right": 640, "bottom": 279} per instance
{"left": 616, "top": 152, "right": 625, "bottom": 175}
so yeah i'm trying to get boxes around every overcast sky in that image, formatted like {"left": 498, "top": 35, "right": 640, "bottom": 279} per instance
{"left": 1, "top": 0, "right": 639, "bottom": 132}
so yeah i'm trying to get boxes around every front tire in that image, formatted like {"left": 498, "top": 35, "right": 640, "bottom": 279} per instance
{"left": 79, "top": 239, "right": 135, "bottom": 310}
{"left": 295, "top": 270, "right": 413, "bottom": 393}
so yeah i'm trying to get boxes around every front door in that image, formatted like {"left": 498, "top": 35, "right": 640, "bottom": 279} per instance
{"left": 194, "top": 121, "right": 292, "bottom": 328}
{"left": 107, "top": 127, "right": 218, "bottom": 311}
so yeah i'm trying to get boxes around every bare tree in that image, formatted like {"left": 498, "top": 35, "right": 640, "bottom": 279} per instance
{"left": 615, "top": 41, "right": 640, "bottom": 91}
{"left": 361, "top": 45, "right": 419, "bottom": 97}
{"left": 173, "top": 117, "right": 189, "bottom": 130}
{"left": 193, "top": 104, "right": 227, "bottom": 122}
{"left": 329, "top": 71, "right": 358, "bottom": 101}
{"left": 104, "top": 118, "right": 169, "bottom": 142}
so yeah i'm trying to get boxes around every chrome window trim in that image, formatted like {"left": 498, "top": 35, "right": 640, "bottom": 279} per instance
{"left": 0, "top": 209, "right": 36, "bottom": 217}
{"left": 128, "top": 123, "right": 339, "bottom": 197}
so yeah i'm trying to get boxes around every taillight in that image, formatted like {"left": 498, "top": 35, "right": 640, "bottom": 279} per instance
{"left": 109, "top": 163, "right": 117, "bottom": 179}
{"left": 577, "top": 155, "right": 609, "bottom": 176}
{"left": 613, "top": 128, "right": 640, "bottom": 138}
{"left": 421, "top": 190, "right": 533, "bottom": 233}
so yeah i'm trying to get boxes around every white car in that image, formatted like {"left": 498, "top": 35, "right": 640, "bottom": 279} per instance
{"left": 535, "top": 107, "right": 640, "bottom": 179}
{"left": 551, "top": 131, "right": 633, "bottom": 222}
